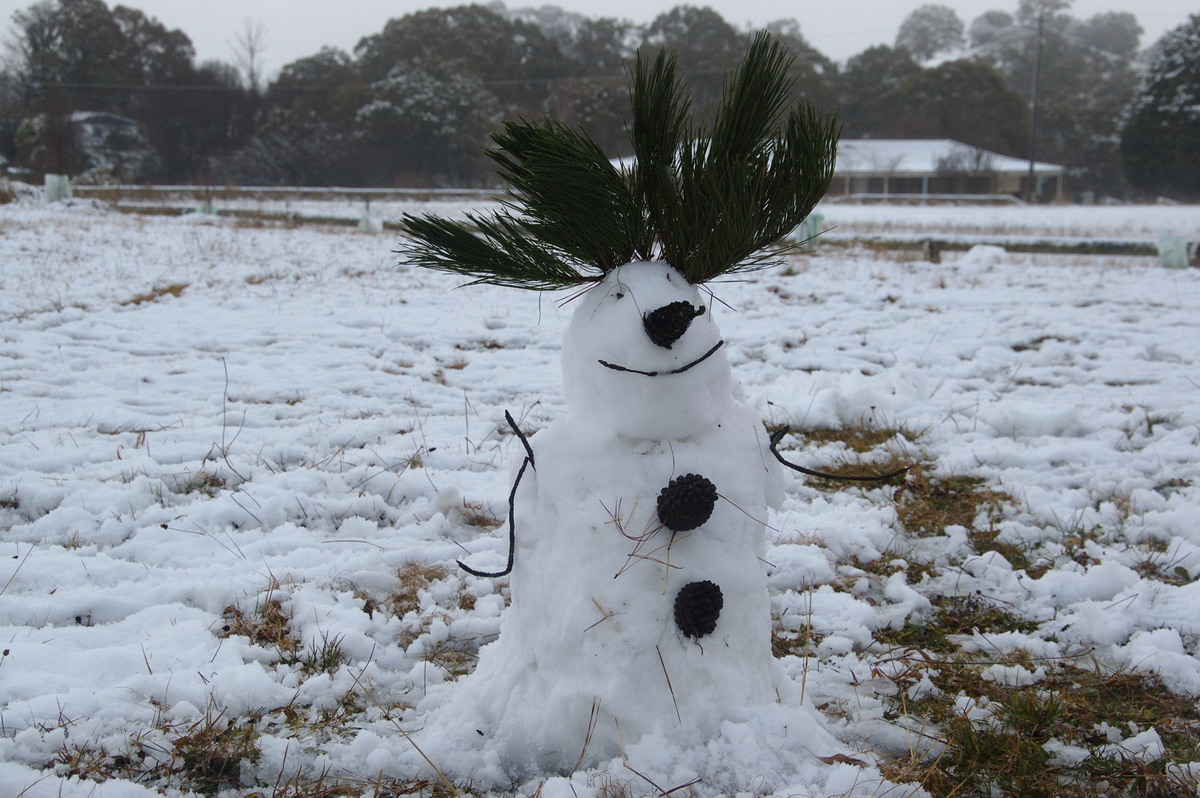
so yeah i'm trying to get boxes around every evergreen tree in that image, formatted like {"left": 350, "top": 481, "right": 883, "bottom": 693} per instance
{"left": 355, "top": 63, "right": 502, "bottom": 186}
{"left": 353, "top": 5, "right": 563, "bottom": 115}
{"left": 895, "top": 5, "right": 966, "bottom": 61}
{"left": 914, "top": 60, "right": 1027, "bottom": 153}
{"left": 1120, "top": 14, "right": 1200, "bottom": 201}
{"left": 5, "top": 0, "right": 255, "bottom": 181}
{"left": 836, "top": 46, "right": 923, "bottom": 138}
{"left": 642, "top": 6, "right": 744, "bottom": 122}
{"left": 966, "top": 0, "right": 1140, "bottom": 197}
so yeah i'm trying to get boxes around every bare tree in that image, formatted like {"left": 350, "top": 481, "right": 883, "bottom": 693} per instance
{"left": 230, "top": 18, "right": 268, "bottom": 93}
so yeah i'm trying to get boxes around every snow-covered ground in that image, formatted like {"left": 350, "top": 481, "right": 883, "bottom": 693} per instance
{"left": 87, "top": 189, "right": 1200, "bottom": 245}
{"left": 2, "top": 199, "right": 1199, "bottom": 796}
{"left": 816, "top": 201, "right": 1200, "bottom": 241}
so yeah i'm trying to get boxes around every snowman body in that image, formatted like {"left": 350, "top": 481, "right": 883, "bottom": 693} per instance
{"left": 423, "top": 263, "right": 790, "bottom": 774}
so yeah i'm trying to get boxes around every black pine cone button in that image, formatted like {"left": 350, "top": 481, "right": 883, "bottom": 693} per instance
{"left": 656, "top": 473, "right": 717, "bottom": 532}
{"left": 643, "top": 301, "right": 705, "bottom": 349}
{"left": 674, "top": 580, "right": 723, "bottom": 638}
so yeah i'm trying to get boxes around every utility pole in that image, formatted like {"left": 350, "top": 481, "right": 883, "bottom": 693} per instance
{"left": 1025, "top": 12, "right": 1044, "bottom": 203}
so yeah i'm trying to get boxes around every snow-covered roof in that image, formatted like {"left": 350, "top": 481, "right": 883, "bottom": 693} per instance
{"left": 69, "top": 111, "right": 141, "bottom": 129}
{"left": 611, "top": 139, "right": 1062, "bottom": 177}
{"left": 836, "top": 139, "right": 1061, "bottom": 176}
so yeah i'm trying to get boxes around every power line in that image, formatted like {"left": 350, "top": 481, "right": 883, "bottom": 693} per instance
{"left": 38, "top": 81, "right": 249, "bottom": 92}
{"left": 35, "top": 64, "right": 745, "bottom": 95}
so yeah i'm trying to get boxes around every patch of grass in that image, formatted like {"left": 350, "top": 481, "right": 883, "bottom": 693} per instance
{"left": 277, "top": 690, "right": 365, "bottom": 741}
{"left": 51, "top": 741, "right": 130, "bottom": 783}
{"left": 894, "top": 469, "right": 1010, "bottom": 538}
{"left": 257, "top": 772, "right": 360, "bottom": 797}
{"left": 793, "top": 422, "right": 910, "bottom": 454}
{"left": 877, "top": 646, "right": 1200, "bottom": 798}
{"left": 418, "top": 639, "right": 480, "bottom": 678}
{"left": 121, "top": 282, "right": 188, "bottom": 306}
{"left": 220, "top": 585, "right": 301, "bottom": 661}
{"left": 844, "top": 550, "right": 941, "bottom": 586}
{"left": 457, "top": 498, "right": 501, "bottom": 529}
{"left": 771, "top": 621, "right": 815, "bottom": 659}
{"left": 300, "top": 631, "right": 348, "bottom": 675}
{"left": 1132, "top": 548, "right": 1194, "bottom": 587}
{"left": 455, "top": 339, "right": 505, "bottom": 351}
{"left": 933, "top": 594, "right": 1037, "bottom": 636}
{"left": 1011, "top": 334, "right": 1077, "bottom": 352}
{"left": 179, "top": 468, "right": 226, "bottom": 497}
{"left": 390, "top": 562, "right": 486, "bottom": 679}
{"left": 1152, "top": 478, "right": 1190, "bottom": 498}
{"left": 969, "top": 526, "right": 1033, "bottom": 572}
{"left": 1051, "top": 513, "right": 1106, "bottom": 570}
{"left": 221, "top": 584, "right": 351, "bottom": 676}
{"left": 390, "top": 562, "right": 452, "bottom": 619}
{"left": 168, "top": 705, "right": 261, "bottom": 794}
{"left": 876, "top": 595, "right": 1037, "bottom": 653}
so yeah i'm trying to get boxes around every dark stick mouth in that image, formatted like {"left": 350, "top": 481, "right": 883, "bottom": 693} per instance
{"left": 597, "top": 340, "right": 725, "bottom": 377}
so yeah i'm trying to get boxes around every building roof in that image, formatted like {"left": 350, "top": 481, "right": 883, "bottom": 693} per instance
{"left": 836, "top": 139, "right": 1062, "bottom": 176}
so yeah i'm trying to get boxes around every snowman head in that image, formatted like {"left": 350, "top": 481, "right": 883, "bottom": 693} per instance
{"left": 562, "top": 261, "right": 733, "bottom": 440}
{"left": 402, "top": 37, "right": 837, "bottom": 439}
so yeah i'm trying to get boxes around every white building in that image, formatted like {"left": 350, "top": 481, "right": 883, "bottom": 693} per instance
{"left": 832, "top": 139, "right": 1063, "bottom": 201}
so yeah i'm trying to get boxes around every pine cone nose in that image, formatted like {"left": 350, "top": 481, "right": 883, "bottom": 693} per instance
{"left": 643, "top": 301, "right": 706, "bottom": 349}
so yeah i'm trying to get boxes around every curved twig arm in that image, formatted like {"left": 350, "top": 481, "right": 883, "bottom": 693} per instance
{"left": 457, "top": 411, "right": 535, "bottom": 578}
{"left": 505, "top": 409, "right": 536, "bottom": 466}
{"left": 768, "top": 427, "right": 911, "bottom": 483}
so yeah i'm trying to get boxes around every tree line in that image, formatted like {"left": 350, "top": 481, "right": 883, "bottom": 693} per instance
{"left": 0, "top": 0, "right": 1196, "bottom": 201}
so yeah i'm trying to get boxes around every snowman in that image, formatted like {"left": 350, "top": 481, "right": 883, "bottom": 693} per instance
{"left": 399, "top": 34, "right": 902, "bottom": 782}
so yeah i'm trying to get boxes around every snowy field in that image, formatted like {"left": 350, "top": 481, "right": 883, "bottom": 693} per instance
{"left": 90, "top": 189, "right": 1200, "bottom": 244}
{"left": 2, "top": 198, "right": 1200, "bottom": 796}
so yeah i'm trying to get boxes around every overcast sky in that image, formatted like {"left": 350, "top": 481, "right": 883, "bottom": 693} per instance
{"left": 1, "top": 0, "right": 1193, "bottom": 78}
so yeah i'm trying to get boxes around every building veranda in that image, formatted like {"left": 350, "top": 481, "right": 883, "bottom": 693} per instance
{"left": 831, "top": 139, "right": 1063, "bottom": 201}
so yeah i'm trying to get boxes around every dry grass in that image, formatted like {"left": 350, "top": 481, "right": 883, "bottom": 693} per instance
{"left": 457, "top": 498, "right": 502, "bottom": 530}
{"left": 220, "top": 582, "right": 350, "bottom": 676}
{"left": 178, "top": 468, "right": 227, "bottom": 497}
{"left": 168, "top": 703, "right": 262, "bottom": 793}
{"left": 771, "top": 416, "right": 1200, "bottom": 797}
{"left": 221, "top": 585, "right": 300, "bottom": 660}
{"left": 120, "top": 282, "right": 189, "bottom": 306}
{"left": 874, "top": 594, "right": 1037, "bottom": 654}
{"left": 894, "top": 468, "right": 1009, "bottom": 536}
{"left": 877, "top": 650, "right": 1200, "bottom": 797}
{"left": 390, "top": 562, "right": 453, "bottom": 619}
{"left": 391, "top": 562, "right": 485, "bottom": 678}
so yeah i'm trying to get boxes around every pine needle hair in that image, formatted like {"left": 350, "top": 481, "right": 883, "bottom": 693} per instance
{"left": 399, "top": 31, "right": 841, "bottom": 289}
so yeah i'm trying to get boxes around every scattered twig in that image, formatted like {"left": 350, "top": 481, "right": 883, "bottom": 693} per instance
{"left": 656, "top": 646, "right": 681, "bottom": 724}
{"left": 346, "top": 644, "right": 461, "bottom": 796}
{"left": 624, "top": 762, "right": 702, "bottom": 796}
{"left": 570, "top": 699, "right": 602, "bottom": 774}
{"left": 0, "top": 545, "right": 33, "bottom": 597}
